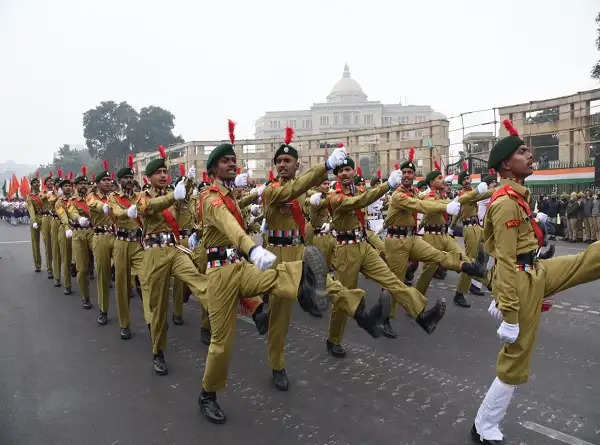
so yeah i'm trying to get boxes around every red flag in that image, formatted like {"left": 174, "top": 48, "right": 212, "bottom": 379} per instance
{"left": 20, "top": 177, "right": 31, "bottom": 198}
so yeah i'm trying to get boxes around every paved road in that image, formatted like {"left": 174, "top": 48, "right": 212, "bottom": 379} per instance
{"left": 0, "top": 223, "right": 598, "bottom": 445}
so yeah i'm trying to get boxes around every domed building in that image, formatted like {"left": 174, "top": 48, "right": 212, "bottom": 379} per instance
{"left": 255, "top": 64, "right": 445, "bottom": 139}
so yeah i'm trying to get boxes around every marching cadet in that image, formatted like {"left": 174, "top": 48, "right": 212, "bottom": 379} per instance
{"left": 55, "top": 172, "right": 74, "bottom": 295}
{"left": 471, "top": 119, "right": 600, "bottom": 444}
{"left": 382, "top": 151, "right": 486, "bottom": 338}
{"left": 306, "top": 178, "right": 335, "bottom": 268}
{"left": 67, "top": 167, "right": 94, "bottom": 309}
{"left": 453, "top": 164, "right": 494, "bottom": 306}
{"left": 50, "top": 173, "right": 63, "bottom": 287}
{"left": 41, "top": 172, "right": 56, "bottom": 279}
{"left": 197, "top": 139, "right": 339, "bottom": 424}
{"left": 108, "top": 155, "right": 146, "bottom": 339}
{"left": 326, "top": 157, "right": 447, "bottom": 354}
{"left": 354, "top": 172, "right": 386, "bottom": 255}
{"left": 263, "top": 130, "right": 387, "bottom": 386}
{"left": 26, "top": 173, "right": 43, "bottom": 272}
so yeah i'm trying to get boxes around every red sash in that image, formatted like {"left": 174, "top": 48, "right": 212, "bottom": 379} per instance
{"left": 30, "top": 194, "right": 42, "bottom": 209}
{"left": 488, "top": 185, "right": 544, "bottom": 248}
{"left": 289, "top": 200, "right": 306, "bottom": 238}
{"left": 117, "top": 194, "right": 142, "bottom": 227}
{"left": 72, "top": 199, "right": 90, "bottom": 217}
{"left": 161, "top": 208, "right": 181, "bottom": 240}
{"left": 209, "top": 185, "right": 245, "bottom": 229}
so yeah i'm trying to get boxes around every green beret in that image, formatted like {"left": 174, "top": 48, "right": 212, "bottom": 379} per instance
{"left": 144, "top": 158, "right": 166, "bottom": 177}
{"left": 207, "top": 143, "right": 235, "bottom": 171}
{"left": 30, "top": 177, "right": 40, "bottom": 184}
{"left": 95, "top": 170, "right": 111, "bottom": 183}
{"left": 458, "top": 171, "right": 470, "bottom": 186}
{"left": 59, "top": 178, "right": 72, "bottom": 187}
{"left": 142, "top": 183, "right": 151, "bottom": 191}
{"left": 273, "top": 144, "right": 298, "bottom": 163}
{"left": 74, "top": 175, "right": 88, "bottom": 185}
{"left": 482, "top": 174, "right": 497, "bottom": 185}
{"left": 354, "top": 175, "right": 365, "bottom": 185}
{"left": 400, "top": 160, "right": 416, "bottom": 171}
{"left": 333, "top": 156, "right": 355, "bottom": 175}
{"left": 416, "top": 180, "right": 427, "bottom": 188}
{"left": 488, "top": 135, "right": 524, "bottom": 169}
{"left": 53, "top": 177, "right": 62, "bottom": 186}
{"left": 117, "top": 167, "right": 135, "bottom": 179}
{"left": 425, "top": 170, "right": 442, "bottom": 185}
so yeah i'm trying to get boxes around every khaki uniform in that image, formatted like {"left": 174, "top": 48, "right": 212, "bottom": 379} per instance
{"left": 455, "top": 187, "right": 493, "bottom": 294}
{"left": 67, "top": 195, "right": 94, "bottom": 302}
{"left": 486, "top": 179, "right": 600, "bottom": 385}
{"left": 41, "top": 191, "right": 55, "bottom": 275}
{"left": 55, "top": 197, "right": 73, "bottom": 289}
{"left": 138, "top": 185, "right": 207, "bottom": 356}
{"left": 26, "top": 192, "right": 43, "bottom": 270}
{"left": 110, "top": 190, "right": 147, "bottom": 327}
{"left": 414, "top": 190, "right": 469, "bottom": 296}
{"left": 385, "top": 185, "right": 465, "bottom": 318}
{"left": 263, "top": 165, "right": 364, "bottom": 369}
{"left": 201, "top": 181, "right": 300, "bottom": 392}
{"left": 49, "top": 193, "right": 62, "bottom": 282}
{"left": 328, "top": 182, "right": 427, "bottom": 345}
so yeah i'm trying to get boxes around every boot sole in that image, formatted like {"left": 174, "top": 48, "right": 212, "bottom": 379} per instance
{"left": 302, "top": 246, "right": 329, "bottom": 312}
{"left": 420, "top": 299, "right": 447, "bottom": 334}
{"left": 200, "top": 406, "right": 226, "bottom": 424}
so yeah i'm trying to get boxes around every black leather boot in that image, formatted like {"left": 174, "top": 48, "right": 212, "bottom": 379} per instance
{"left": 47, "top": 271, "right": 54, "bottom": 280}
{"left": 172, "top": 313, "right": 184, "bottom": 326}
{"left": 272, "top": 368, "right": 289, "bottom": 391}
{"left": 120, "top": 327, "right": 132, "bottom": 340}
{"left": 200, "top": 328, "right": 212, "bottom": 346}
{"left": 54, "top": 280, "right": 61, "bottom": 287}
{"left": 416, "top": 298, "right": 446, "bottom": 334}
{"left": 81, "top": 299, "right": 92, "bottom": 310}
{"left": 153, "top": 351, "right": 168, "bottom": 375}
{"left": 470, "top": 424, "right": 503, "bottom": 444}
{"left": 63, "top": 286, "right": 72, "bottom": 295}
{"left": 326, "top": 339, "right": 346, "bottom": 358}
{"left": 454, "top": 292, "right": 471, "bottom": 308}
{"left": 199, "top": 389, "right": 226, "bottom": 424}
{"left": 251, "top": 303, "right": 269, "bottom": 335}
{"left": 382, "top": 317, "right": 397, "bottom": 338}
{"left": 96, "top": 311, "right": 108, "bottom": 325}
{"left": 297, "top": 246, "right": 328, "bottom": 315}
{"left": 355, "top": 292, "right": 392, "bottom": 338}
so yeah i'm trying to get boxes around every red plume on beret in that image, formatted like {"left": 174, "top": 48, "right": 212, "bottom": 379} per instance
{"left": 91, "top": 174, "right": 96, "bottom": 182}
{"left": 179, "top": 163, "right": 186, "bottom": 177}
{"left": 48, "top": 171, "right": 53, "bottom": 178}
{"left": 57, "top": 169, "right": 63, "bottom": 178}
{"left": 284, "top": 127, "right": 294, "bottom": 145}
{"left": 202, "top": 171, "right": 208, "bottom": 183}
{"left": 434, "top": 161, "right": 441, "bottom": 171}
{"left": 35, "top": 171, "right": 40, "bottom": 178}
{"left": 69, "top": 171, "right": 74, "bottom": 181}
{"left": 81, "top": 165, "right": 87, "bottom": 177}
{"left": 166, "top": 175, "right": 171, "bottom": 184}
{"left": 503, "top": 119, "right": 519, "bottom": 137}
{"left": 143, "top": 177, "right": 148, "bottom": 184}
{"left": 268, "top": 169, "right": 276, "bottom": 181}
{"left": 228, "top": 119, "right": 236, "bottom": 145}
{"left": 356, "top": 166, "right": 363, "bottom": 176}
{"left": 394, "top": 163, "right": 399, "bottom": 170}
{"left": 236, "top": 167, "right": 242, "bottom": 175}
{"left": 462, "top": 161, "right": 468, "bottom": 172}
{"left": 489, "top": 168, "right": 496, "bottom": 175}
{"left": 158, "top": 145, "right": 166, "bottom": 159}
{"left": 128, "top": 154, "right": 134, "bottom": 169}
{"left": 110, "top": 171, "right": 115, "bottom": 179}
{"left": 338, "top": 142, "right": 344, "bottom": 148}
{"left": 408, "top": 146, "right": 415, "bottom": 162}
{"left": 335, "top": 181, "right": 342, "bottom": 192}
{"left": 102, "top": 160, "right": 109, "bottom": 171}
{"left": 377, "top": 169, "right": 381, "bottom": 179}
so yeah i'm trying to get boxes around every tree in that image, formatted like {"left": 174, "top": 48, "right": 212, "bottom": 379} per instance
{"left": 35, "top": 145, "right": 101, "bottom": 179}
{"left": 592, "top": 12, "right": 600, "bottom": 80}
{"left": 134, "top": 106, "right": 184, "bottom": 153}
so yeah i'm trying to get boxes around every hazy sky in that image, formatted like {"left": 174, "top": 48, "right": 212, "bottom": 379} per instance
{"left": 1, "top": 0, "right": 599, "bottom": 165}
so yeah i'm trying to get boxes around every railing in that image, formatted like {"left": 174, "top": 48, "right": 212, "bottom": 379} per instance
{"left": 532, "top": 159, "right": 595, "bottom": 170}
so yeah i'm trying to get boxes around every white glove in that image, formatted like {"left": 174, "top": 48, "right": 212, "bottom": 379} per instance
{"left": 536, "top": 212, "right": 548, "bottom": 224}
{"left": 78, "top": 217, "right": 89, "bottom": 227}
{"left": 188, "top": 232, "right": 198, "bottom": 250}
{"left": 174, "top": 181, "right": 186, "bottom": 200}
{"left": 488, "top": 300, "right": 503, "bottom": 322}
{"left": 57, "top": 188, "right": 63, "bottom": 197}
{"left": 103, "top": 203, "right": 110, "bottom": 215}
{"left": 65, "top": 229, "right": 72, "bottom": 239}
{"left": 326, "top": 148, "right": 347, "bottom": 170}
{"left": 387, "top": 169, "right": 403, "bottom": 189}
{"left": 446, "top": 198, "right": 461, "bottom": 216}
{"left": 32, "top": 222, "right": 39, "bottom": 230}
{"left": 310, "top": 192, "right": 322, "bottom": 207}
{"left": 260, "top": 218, "right": 268, "bottom": 234}
{"left": 234, "top": 173, "right": 248, "bottom": 188}
{"left": 320, "top": 222, "right": 330, "bottom": 233}
{"left": 476, "top": 182, "right": 488, "bottom": 194}
{"left": 188, "top": 166, "right": 196, "bottom": 179}
{"left": 497, "top": 321, "right": 519, "bottom": 344}
{"left": 192, "top": 188, "right": 198, "bottom": 197}
{"left": 448, "top": 227, "right": 454, "bottom": 236}
{"left": 254, "top": 184, "right": 266, "bottom": 197}
{"left": 249, "top": 246, "right": 277, "bottom": 271}
{"left": 250, "top": 204, "right": 261, "bottom": 217}
{"left": 127, "top": 205, "right": 137, "bottom": 219}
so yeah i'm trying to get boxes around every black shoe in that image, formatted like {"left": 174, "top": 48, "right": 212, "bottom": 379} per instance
{"left": 81, "top": 299, "right": 92, "bottom": 310}
{"left": 120, "top": 327, "right": 132, "bottom": 340}
{"left": 47, "top": 271, "right": 53, "bottom": 280}
{"left": 199, "top": 390, "right": 226, "bottom": 424}
{"left": 70, "top": 263, "right": 77, "bottom": 277}
{"left": 172, "top": 314, "right": 184, "bottom": 326}
{"left": 96, "top": 311, "right": 108, "bottom": 325}
{"left": 272, "top": 369, "right": 289, "bottom": 391}
{"left": 64, "top": 286, "right": 72, "bottom": 295}
{"left": 382, "top": 317, "right": 398, "bottom": 338}
{"left": 454, "top": 292, "right": 471, "bottom": 308}
{"left": 461, "top": 246, "right": 489, "bottom": 278}
{"left": 252, "top": 303, "right": 269, "bottom": 335}
{"left": 54, "top": 280, "right": 61, "bottom": 287}
{"left": 416, "top": 298, "right": 447, "bottom": 334}
{"left": 470, "top": 424, "right": 503, "bottom": 444}
{"left": 355, "top": 291, "right": 392, "bottom": 338}
{"left": 35, "top": 267, "right": 41, "bottom": 272}
{"left": 200, "top": 327, "right": 212, "bottom": 345}
{"left": 297, "top": 245, "right": 328, "bottom": 314}
{"left": 538, "top": 244, "right": 555, "bottom": 259}
{"left": 469, "top": 284, "right": 485, "bottom": 296}
{"left": 326, "top": 339, "right": 346, "bottom": 358}
{"left": 153, "top": 351, "right": 168, "bottom": 376}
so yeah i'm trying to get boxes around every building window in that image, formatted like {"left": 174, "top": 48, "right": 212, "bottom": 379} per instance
{"left": 270, "top": 120, "right": 280, "bottom": 129}
{"left": 320, "top": 115, "right": 329, "bottom": 126}
{"left": 287, "top": 120, "right": 296, "bottom": 128}
{"left": 383, "top": 116, "right": 392, "bottom": 126}
{"left": 363, "top": 114, "right": 373, "bottom": 125}
{"left": 302, "top": 119, "right": 312, "bottom": 129}
{"left": 334, "top": 113, "right": 340, "bottom": 126}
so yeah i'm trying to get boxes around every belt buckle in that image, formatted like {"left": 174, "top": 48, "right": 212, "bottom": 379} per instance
{"left": 225, "top": 248, "right": 237, "bottom": 261}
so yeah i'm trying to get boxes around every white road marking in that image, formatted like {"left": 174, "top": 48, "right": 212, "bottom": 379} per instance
{"left": 0, "top": 240, "right": 31, "bottom": 244}
{"left": 521, "top": 421, "right": 597, "bottom": 445}
{"left": 588, "top": 310, "right": 600, "bottom": 315}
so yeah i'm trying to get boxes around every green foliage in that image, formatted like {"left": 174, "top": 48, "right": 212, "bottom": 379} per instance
{"left": 592, "top": 12, "right": 600, "bottom": 80}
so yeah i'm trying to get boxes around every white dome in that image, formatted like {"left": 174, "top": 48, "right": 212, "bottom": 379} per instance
{"left": 327, "top": 64, "right": 367, "bottom": 103}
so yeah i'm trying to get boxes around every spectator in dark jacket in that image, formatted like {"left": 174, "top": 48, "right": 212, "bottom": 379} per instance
{"left": 583, "top": 190, "right": 594, "bottom": 242}
{"left": 545, "top": 194, "right": 560, "bottom": 240}
{"left": 566, "top": 193, "right": 581, "bottom": 242}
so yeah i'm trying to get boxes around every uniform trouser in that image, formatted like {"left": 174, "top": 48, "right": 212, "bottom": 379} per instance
{"left": 72, "top": 229, "right": 93, "bottom": 300}
{"left": 145, "top": 246, "right": 208, "bottom": 355}
{"left": 456, "top": 224, "right": 483, "bottom": 294}
{"left": 386, "top": 235, "right": 464, "bottom": 319}
{"left": 584, "top": 216, "right": 595, "bottom": 241}
{"left": 51, "top": 218, "right": 61, "bottom": 282}
{"left": 93, "top": 234, "right": 114, "bottom": 313}
{"left": 191, "top": 243, "right": 211, "bottom": 330}
{"left": 30, "top": 223, "right": 41, "bottom": 270}
{"left": 568, "top": 218, "right": 578, "bottom": 240}
{"left": 494, "top": 241, "right": 600, "bottom": 385}
{"left": 415, "top": 233, "right": 465, "bottom": 296}
{"left": 113, "top": 239, "right": 146, "bottom": 328}
{"left": 58, "top": 226, "right": 72, "bottom": 288}
{"left": 41, "top": 216, "right": 52, "bottom": 273}
{"left": 366, "top": 229, "right": 385, "bottom": 254}
{"left": 304, "top": 222, "right": 315, "bottom": 245}
{"left": 171, "top": 236, "right": 189, "bottom": 318}
{"left": 267, "top": 244, "right": 364, "bottom": 370}
{"left": 202, "top": 260, "right": 303, "bottom": 392}
{"left": 311, "top": 233, "right": 336, "bottom": 268}
{"left": 329, "top": 241, "right": 426, "bottom": 345}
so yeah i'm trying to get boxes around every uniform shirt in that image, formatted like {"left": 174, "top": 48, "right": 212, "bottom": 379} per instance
{"left": 67, "top": 193, "right": 92, "bottom": 226}
{"left": 420, "top": 190, "right": 451, "bottom": 227}
{"left": 137, "top": 187, "right": 177, "bottom": 235}
{"left": 484, "top": 179, "right": 539, "bottom": 324}
{"left": 175, "top": 195, "right": 197, "bottom": 231}
{"left": 55, "top": 196, "right": 73, "bottom": 227}
{"left": 110, "top": 190, "right": 142, "bottom": 231}
{"left": 385, "top": 185, "right": 448, "bottom": 228}
{"left": 86, "top": 191, "right": 114, "bottom": 227}
{"left": 329, "top": 182, "right": 389, "bottom": 232}
{"left": 307, "top": 191, "right": 331, "bottom": 228}
{"left": 457, "top": 187, "right": 494, "bottom": 220}
{"left": 44, "top": 191, "right": 58, "bottom": 215}
{"left": 26, "top": 192, "right": 43, "bottom": 223}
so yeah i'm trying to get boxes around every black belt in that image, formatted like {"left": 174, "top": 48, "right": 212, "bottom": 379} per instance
{"left": 516, "top": 251, "right": 537, "bottom": 266}
{"left": 424, "top": 225, "right": 449, "bottom": 234}
{"left": 385, "top": 226, "right": 417, "bottom": 237}
{"left": 94, "top": 226, "right": 114, "bottom": 234}
{"left": 268, "top": 235, "right": 304, "bottom": 246}
{"left": 40, "top": 210, "right": 51, "bottom": 216}
{"left": 336, "top": 230, "right": 367, "bottom": 244}
{"left": 116, "top": 228, "right": 143, "bottom": 241}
